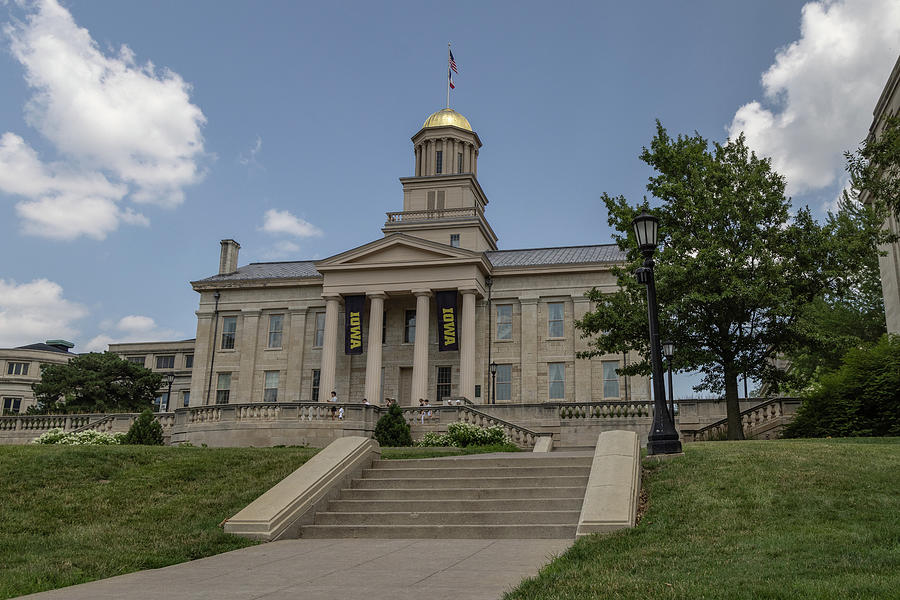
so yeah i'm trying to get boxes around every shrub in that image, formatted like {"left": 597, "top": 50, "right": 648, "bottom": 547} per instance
{"left": 374, "top": 404, "right": 413, "bottom": 447}
{"left": 416, "top": 423, "right": 510, "bottom": 447}
{"left": 122, "top": 409, "right": 164, "bottom": 445}
{"left": 785, "top": 335, "right": 900, "bottom": 438}
{"left": 32, "top": 428, "right": 125, "bottom": 445}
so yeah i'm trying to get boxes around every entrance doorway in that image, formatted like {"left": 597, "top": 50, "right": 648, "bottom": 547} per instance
{"left": 399, "top": 367, "right": 413, "bottom": 406}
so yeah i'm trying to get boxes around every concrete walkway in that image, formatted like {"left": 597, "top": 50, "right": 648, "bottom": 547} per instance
{"left": 18, "top": 538, "right": 572, "bottom": 600}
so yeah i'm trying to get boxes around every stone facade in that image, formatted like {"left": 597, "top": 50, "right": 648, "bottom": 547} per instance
{"left": 108, "top": 339, "right": 195, "bottom": 411}
{"left": 868, "top": 55, "right": 900, "bottom": 333}
{"left": 0, "top": 340, "right": 75, "bottom": 414}
{"left": 186, "top": 108, "right": 649, "bottom": 408}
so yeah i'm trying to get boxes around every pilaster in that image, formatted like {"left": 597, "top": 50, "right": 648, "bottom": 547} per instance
{"left": 574, "top": 297, "right": 592, "bottom": 402}
{"left": 286, "top": 308, "right": 308, "bottom": 401}
{"left": 520, "top": 298, "right": 539, "bottom": 402}
{"left": 237, "top": 309, "right": 261, "bottom": 402}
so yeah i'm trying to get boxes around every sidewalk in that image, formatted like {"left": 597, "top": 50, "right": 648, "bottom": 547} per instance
{"left": 18, "top": 538, "right": 572, "bottom": 600}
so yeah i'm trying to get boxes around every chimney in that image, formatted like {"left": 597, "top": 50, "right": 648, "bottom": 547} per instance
{"left": 219, "top": 239, "right": 241, "bottom": 275}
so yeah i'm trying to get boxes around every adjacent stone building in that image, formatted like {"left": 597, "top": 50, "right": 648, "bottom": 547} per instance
{"left": 0, "top": 340, "right": 75, "bottom": 414}
{"left": 869, "top": 55, "right": 900, "bottom": 334}
{"left": 187, "top": 108, "right": 649, "bottom": 407}
{"left": 108, "top": 339, "right": 195, "bottom": 411}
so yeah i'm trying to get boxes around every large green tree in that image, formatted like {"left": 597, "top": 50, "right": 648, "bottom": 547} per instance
{"left": 577, "top": 122, "right": 882, "bottom": 439}
{"left": 31, "top": 352, "right": 161, "bottom": 414}
{"left": 847, "top": 113, "right": 900, "bottom": 217}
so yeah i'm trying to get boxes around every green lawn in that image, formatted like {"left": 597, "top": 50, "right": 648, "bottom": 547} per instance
{"left": 0, "top": 443, "right": 523, "bottom": 598}
{"left": 505, "top": 438, "right": 900, "bottom": 600}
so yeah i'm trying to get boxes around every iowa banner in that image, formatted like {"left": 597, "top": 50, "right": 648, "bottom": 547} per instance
{"left": 436, "top": 290, "right": 459, "bottom": 351}
{"left": 344, "top": 295, "right": 365, "bottom": 355}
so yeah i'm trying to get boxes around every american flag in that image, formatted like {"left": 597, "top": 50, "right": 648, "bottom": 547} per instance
{"left": 449, "top": 49, "right": 458, "bottom": 73}
{"left": 449, "top": 69, "right": 455, "bottom": 89}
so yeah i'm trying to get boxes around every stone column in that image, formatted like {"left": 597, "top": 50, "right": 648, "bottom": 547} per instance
{"left": 237, "top": 309, "right": 261, "bottom": 402}
{"left": 410, "top": 290, "right": 432, "bottom": 404}
{"left": 190, "top": 311, "right": 213, "bottom": 406}
{"left": 463, "top": 143, "right": 471, "bottom": 173}
{"left": 427, "top": 140, "right": 435, "bottom": 176}
{"left": 459, "top": 289, "right": 476, "bottom": 401}
{"left": 474, "top": 148, "right": 478, "bottom": 177}
{"left": 364, "top": 293, "right": 386, "bottom": 403}
{"left": 520, "top": 298, "right": 539, "bottom": 402}
{"left": 415, "top": 145, "right": 421, "bottom": 176}
{"left": 574, "top": 297, "right": 592, "bottom": 402}
{"left": 318, "top": 295, "right": 341, "bottom": 402}
{"left": 286, "top": 307, "right": 307, "bottom": 401}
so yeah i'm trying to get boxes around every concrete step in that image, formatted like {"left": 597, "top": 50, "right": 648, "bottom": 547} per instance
{"left": 361, "top": 466, "right": 590, "bottom": 479}
{"left": 326, "top": 498, "right": 585, "bottom": 512}
{"left": 339, "top": 486, "right": 587, "bottom": 501}
{"left": 371, "top": 456, "right": 592, "bottom": 469}
{"left": 300, "top": 524, "right": 577, "bottom": 539}
{"left": 313, "top": 510, "right": 580, "bottom": 526}
{"left": 351, "top": 475, "right": 589, "bottom": 490}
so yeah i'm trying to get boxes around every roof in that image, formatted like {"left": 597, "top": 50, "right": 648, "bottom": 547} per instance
{"left": 194, "top": 244, "right": 624, "bottom": 284}
{"left": 485, "top": 244, "right": 624, "bottom": 267}
{"left": 15, "top": 343, "right": 71, "bottom": 353}
{"left": 196, "top": 261, "right": 321, "bottom": 283}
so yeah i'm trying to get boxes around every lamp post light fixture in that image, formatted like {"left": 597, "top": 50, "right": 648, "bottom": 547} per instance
{"left": 165, "top": 372, "right": 175, "bottom": 413}
{"left": 662, "top": 340, "right": 675, "bottom": 423}
{"left": 489, "top": 361, "right": 498, "bottom": 405}
{"left": 632, "top": 210, "right": 682, "bottom": 455}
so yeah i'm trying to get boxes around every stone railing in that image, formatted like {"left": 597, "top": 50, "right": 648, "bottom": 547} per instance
{"left": 399, "top": 404, "right": 550, "bottom": 449}
{"left": 385, "top": 207, "right": 479, "bottom": 223}
{"left": 0, "top": 411, "right": 176, "bottom": 444}
{"left": 557, "top": 401, "right": 654, "bottom": 420}
{"left": 684, "top": 398, "right": 802, "bottom": 441}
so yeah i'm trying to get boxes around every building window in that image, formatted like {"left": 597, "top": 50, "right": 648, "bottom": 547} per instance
{"left": 6, "top": 362, "right": 29, "bottom": 376}
{"left": 602, "top": 361, "right": 620, "bottom": 398}
{"left": 184, "top": 354, "right": 194, "bottom": 369}
{"left": 312, "top": 369, "right": 321, "bottom": 402}
{"left": 436, "top": 366, "right": 452, "bottom": 401}
{"left": 404, "top": 310, "right": 416, "bottom": 343}
{"left": 548, "top": 302, "right": 564, "bottom": 338}
{"left": 222, "top": 316, "right": 237, "bottom": 349}
{"left": 495, "top": 364, "right": 512, "bottom": 401}
{"left": 264, "top": 371, "right": 279, "bottom": 402}
{"left": 154, "top": 392, "right": 169, "bottom": 412}
{"left": 2, "top": 397, "right": 22, "bottom": 415}
{"left": 182, "top": 391, "right": 190, "bottom": 407}
{"left": 435, "top": 150, "right": 443, "bottom": 174}
{"left": 216, "top": 373, "right": 231, "bottom": 404}
{"left": 314, "top": 312, "right": 325, "bottom": 347}
{"left": 156, "top": 355, "right": 175, "bottom": 369}
{"left": 458, "top": 152, "right": 463, "bottom": 172}
{"left": 496, "top": 305, "right": 513, "bottom": 340}
{"left": 450, "top": 234, "right": 460, "bottom": 247}
{"left": 549, "top": 362, "right": 565, "bottom": 399}
{"left": 268, "top": 314, "right": 284, "bottom": 348}
{"left": 127, "top": 356, "right": 145, "bottom": 367}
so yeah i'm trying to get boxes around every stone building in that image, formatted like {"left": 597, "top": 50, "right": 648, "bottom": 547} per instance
{"left": 186, "top": 108, "right": 649, "bottom": 407}
{"left": 0, "top": 340, "right": 75, "bottom": 414}
{"left": 108, "top": 339, "right": 195, "bottom": 411}
{"left": 868, "top": 55, "right": 900, "bottom": 333}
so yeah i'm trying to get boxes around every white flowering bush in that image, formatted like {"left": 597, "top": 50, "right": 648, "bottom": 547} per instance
{"left": 32, "top": 428, "right": 125, "bottom": 445}
{"left": 416, "top": 423, "right": 510, "bottom": 447}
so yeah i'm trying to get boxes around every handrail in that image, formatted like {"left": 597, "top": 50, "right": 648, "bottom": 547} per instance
{"left": 385, "top": 207, "right": 478, "bottom": 223}
{"left": 687, "top": 398, "right": 797, "bottom": 441}
{"left": 69, "top": 414, "right": 116, "bottom": 433}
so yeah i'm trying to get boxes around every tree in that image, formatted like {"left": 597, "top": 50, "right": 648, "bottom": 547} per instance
{"left": 123, "top": 409, "right": 164, "bottom": 445}
{"left": 32, "top": 352, "right": 162, "bottom": 414}
{"left": 373, "top": 403, "right": 413, "bottom": 447}
{"left": 577, "top": 122, "right": 879, "bottom": 439}
{"left": 847, "top": 113, "right": 900, "bottom": 218}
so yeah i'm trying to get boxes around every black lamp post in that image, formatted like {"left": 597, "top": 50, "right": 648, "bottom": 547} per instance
{"left": 165, "top": 372, "right": 175, "bottom": 413}
{"left": 632, "top": 211, "right": 682, "bottom": 455}
{"left": 662, "top": 340, "right": 675, "bottom": 423}
{"left": 489, "top": 361, "right": 498, "bottom": 405}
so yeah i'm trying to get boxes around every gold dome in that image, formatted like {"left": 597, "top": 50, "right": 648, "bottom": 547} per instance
{"left": 423, "top": 108, "right": 472, "bottom": 132}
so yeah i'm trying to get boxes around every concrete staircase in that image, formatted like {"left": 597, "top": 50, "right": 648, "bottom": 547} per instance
{"left": 301, "top": 453, "right": 591, "bottom": 539}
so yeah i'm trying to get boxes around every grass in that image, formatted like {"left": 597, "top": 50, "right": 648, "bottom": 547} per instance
{"left": 0, "top": 442, "right": 522, "bottom": 598}
{"left": 505, "top": 438, "right": 900, "bottom": 600}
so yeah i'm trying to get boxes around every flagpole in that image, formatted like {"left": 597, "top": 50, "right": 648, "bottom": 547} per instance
{"left": 446, "top": 42, "right": 451, "bottom": 109}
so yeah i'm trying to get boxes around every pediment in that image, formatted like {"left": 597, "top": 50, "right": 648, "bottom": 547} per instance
{"left": 316, "top": 234, "right": 481, "bottom": 271}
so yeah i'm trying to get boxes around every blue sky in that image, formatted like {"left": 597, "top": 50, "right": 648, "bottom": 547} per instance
{"left": 1, "top": 0, "right": 898, "bottom": 397}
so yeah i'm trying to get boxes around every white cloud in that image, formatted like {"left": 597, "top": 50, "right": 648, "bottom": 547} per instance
{"left": 0, "top": 278, "right": 88, "bottom": 347}
{"left": 238, "top": 136, "right": 263, "bottom": 167}
{"left": 728, "top": 0, "right": 900, "bottom": 196}
{"left": 261, "top": 208, "right": 323, "bottom": 238}
{"left": 0, "top": 0, "right": 206, "bottom": 239}
{"left": 83, "top": 314, "right": 181, "bottom": 352}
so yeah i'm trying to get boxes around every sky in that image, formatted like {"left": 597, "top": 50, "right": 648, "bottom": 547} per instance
{"left": 0, "top": 0, "right": 898, "bottom": 397}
